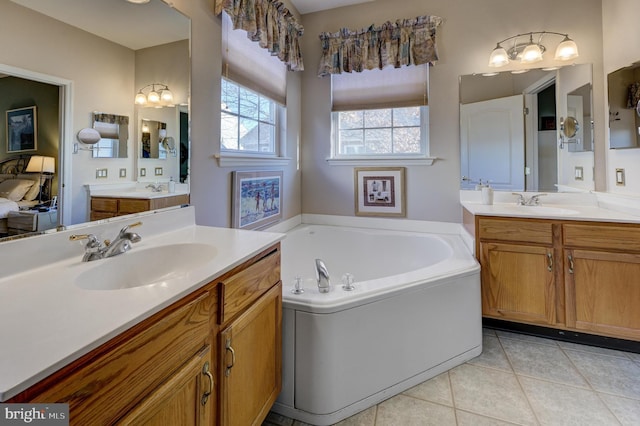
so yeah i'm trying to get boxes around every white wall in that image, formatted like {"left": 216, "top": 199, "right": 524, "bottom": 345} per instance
{"left": 300, "top": 0, "right": 604, "bottom": 222}
{"left": 603, "top": 0, "right": 640, "bottom": 195}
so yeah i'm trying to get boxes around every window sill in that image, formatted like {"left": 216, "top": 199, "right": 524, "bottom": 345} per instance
{"left": 215, "top": 153, "right": 292, "bottom": 167}
{"left": 326, "top": 157, "right": 437, "bottom": 166}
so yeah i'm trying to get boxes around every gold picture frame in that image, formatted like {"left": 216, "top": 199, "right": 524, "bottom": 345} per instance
{"left": 354, "top": 167, "right": 406, "bottom": 217}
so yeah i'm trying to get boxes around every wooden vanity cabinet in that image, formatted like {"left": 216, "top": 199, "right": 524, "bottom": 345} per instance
{"left": 217, "top": 248, "right": 282, "bottom": 426}
{"left": 478, "top": 218, "right": 558, "bottom": 326}
{"left": 563, "top": 223, "right": 640, "bottom": 341}
{"left": 90, "top": 194, "right": 189, "bottom": 221}
{"left": 8, "top": 242, "right": 284, "bottom": 426}
{"left": 474, "top": 213, "right": 640, "bottom": 342}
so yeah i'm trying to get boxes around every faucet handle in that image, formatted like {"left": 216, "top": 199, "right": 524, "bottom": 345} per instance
{"left": 511, "top": 193, "right": 526, "bottom": 205}
{"left": 119, "top": 221, "right": 142, "bottom": 234}
{"left": 69, "top": 233, "right": 98, "bottom": 244}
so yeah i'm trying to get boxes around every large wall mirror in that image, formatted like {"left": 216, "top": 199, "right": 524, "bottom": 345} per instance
{"left": 0, "top": 0, "right": 190, "bottom": 241}
{"left": 460, "top": 63, "right": 594, "bottom": 192}
{"left": 608, "top": 62, "right": 640, "bottom": 149}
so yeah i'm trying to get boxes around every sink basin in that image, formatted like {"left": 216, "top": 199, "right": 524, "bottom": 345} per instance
{"left": 501, "top": 205, "right": 580, "bottom": 216}
{"left": 76, "top": 243, "right": 217, "bottom": 290}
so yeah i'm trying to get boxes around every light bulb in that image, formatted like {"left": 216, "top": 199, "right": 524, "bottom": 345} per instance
{"left": 160, "top": 88, "right": 174, "bottom": 103}
{"left": 134, "top": 92, "right": 147, "bottom": 105}
{"left": 554, "top": 36, "right": 579, "bottom": 61}
{"left": 488, "top": 44, "right": 509, "bottom": 67}
{"left": 147, "top": 89, "right": 160, "bottom": 103}
{"left": 521, "top": 43, "right": 543, "bottom": 64}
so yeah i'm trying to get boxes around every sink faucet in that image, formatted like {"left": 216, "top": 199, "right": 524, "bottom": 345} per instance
{"left": 146, "top": 182, "right": 164, "bottom": 192}
{"left": 512, "top": 193, "right": 547, "bottom": 206}
{"left": 70, "top": 221, "right": 142, "bottom": 262}
{"left": 315, "top": 259, "right": 331, "bottom": 293}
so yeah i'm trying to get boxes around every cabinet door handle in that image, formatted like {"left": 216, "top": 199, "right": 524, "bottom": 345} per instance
{"left": 201, "top": 361, "right": 214, "bottom": 406}
{"left": 568, "top": 255, "right": 574, "bottom": 274}
{"left": 547, "top": 252, "right": 553, "bottom": 272}
{"left": 225, "top": 338, "right": 236, "bottom": 377}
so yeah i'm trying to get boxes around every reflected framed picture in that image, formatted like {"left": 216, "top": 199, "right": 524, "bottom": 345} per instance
{"left": 6, "top": 106, "right": 37, "bottom": 153}
{"left": 354, "top": 167, "right": 406, "bottom": 217}
{"left": 232, "top": 170, "right": 283, "bottom": 229}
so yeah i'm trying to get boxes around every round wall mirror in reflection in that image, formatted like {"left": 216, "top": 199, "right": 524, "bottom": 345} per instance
{"left": 562, "top": 116, "right": 580, "bottom": 138}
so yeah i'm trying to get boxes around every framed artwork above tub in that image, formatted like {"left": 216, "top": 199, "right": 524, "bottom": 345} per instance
{"left": 354, "top": 167, "right": 406, "bottom": 217}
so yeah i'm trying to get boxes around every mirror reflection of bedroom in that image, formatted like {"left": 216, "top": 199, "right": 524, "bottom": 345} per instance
{"left": 0, "top": 76, "right": 59, "bottom": 238}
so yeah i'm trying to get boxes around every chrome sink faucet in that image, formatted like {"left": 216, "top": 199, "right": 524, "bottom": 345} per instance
{"left": 512, "top": 193, "right": 547, "bottom": 206}
{"left": 315, "top": 259, "right": 331, "bottom": 293}
{"left": 70, "top": 222, "right": 142, "bottom": 262}
{"left": 145, "top": 182, "right": 164, "bottom": 192}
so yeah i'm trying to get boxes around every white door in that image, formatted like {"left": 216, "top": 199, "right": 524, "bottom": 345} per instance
{"left": 460, "top": 95, "right": 525, "bottom": 191}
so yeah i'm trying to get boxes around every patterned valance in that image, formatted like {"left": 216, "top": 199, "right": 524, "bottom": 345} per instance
{"left": 318, "top": 15, "right": 443, "bottom": 77}
{"left": 215, "top": 0, "right": 304, "bottom": 72}
{"left": 92, "top": 113, "right": 129, "bottom": 125}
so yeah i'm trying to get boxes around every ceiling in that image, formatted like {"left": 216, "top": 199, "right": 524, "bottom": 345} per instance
{"left": 290, "top": 0, "right": 375, "bottom": 15}
{"left": 10, "top": 0, "right": 189, "bottom": 50}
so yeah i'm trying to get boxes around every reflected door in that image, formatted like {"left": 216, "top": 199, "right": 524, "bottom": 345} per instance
{"left": 461, "top": 95, "right": 525, "bottom": 191}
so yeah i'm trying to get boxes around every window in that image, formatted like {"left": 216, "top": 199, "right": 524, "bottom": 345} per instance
{"left": 334, "top": 106, "right": 428, "bottom": 156}
{"left": 221, "top": 78, "right": 277, "bottom": 154}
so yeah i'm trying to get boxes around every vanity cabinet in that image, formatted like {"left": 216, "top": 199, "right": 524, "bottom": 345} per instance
{"left": 474, "top": 214, "right": 640, "bottom": 341}
{"left": 478, "top": 218, "right": 558, "bottom": 326}
{"left": 217, "top": 249, "right": 282, "bottom": 426}
{"left": 563, "top": 223, "right": 640, "bottom": 341}
{"left": 90, "top": 194, "right": 189, "bottom": 221}
{"left": 8, "top": 242, "right": 283, "bottom": 426}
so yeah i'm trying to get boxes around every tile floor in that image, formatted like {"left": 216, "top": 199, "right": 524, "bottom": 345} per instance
{"left": 264, "top": 328, "right": 640, "bottom": 426}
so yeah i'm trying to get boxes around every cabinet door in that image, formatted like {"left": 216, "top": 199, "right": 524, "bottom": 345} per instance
{"left": 481, "top": 242, "right": 556, "bottom": 325}
{"left": 220, "top": 283, "right": 282, "bottom": 426}
{"left": 565, "top": 249, "right": 640, "bottom": 340}
{"left": 118, "top": 345, "right": 214, "bottom": 425}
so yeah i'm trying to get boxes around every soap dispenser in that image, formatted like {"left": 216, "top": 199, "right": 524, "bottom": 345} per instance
{"left": 168, "top": 177, "right": 176, "bottom": 193}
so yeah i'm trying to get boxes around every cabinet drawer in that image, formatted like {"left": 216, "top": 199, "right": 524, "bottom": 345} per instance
{"left": 478, "top": 218, "right": 553, "bottom": 245}
{"left": 219, "top": 251, "right": 281, "bottom": 325}
{"left": 563, "top": 223, "right": 640, "bottom": 252}
{"left": 119, "top": 199, "right": 151, "bottom": 214}
{"left": 91, "top": 197, "right": 118, "bottom": 213}
{"left": 27, "top": 293, "right": 211, "bottom": 424}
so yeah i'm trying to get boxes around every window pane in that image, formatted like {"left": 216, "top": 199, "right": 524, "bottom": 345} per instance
{"left": 221, "top": 79, "right": 239, "bottom": 114}
{"left": 259, "top": 122, "right": 275, "bottom": 152}
{"left": 393, "top": 127, "right": 421, "bottom": 153}
{"left": 364, "top": 128, "right": 392, "bottom": 153}
{"left": 259, "top": 96, "right": 275, "bottom": 123}
{"left": 364, "top": 109, "right": 392, "bottom": 128}
{"left": 339, "top": 129, "right": 364, "bottom": 154}
{"left": 339, "top": 111, "right": 364, "bottom": 130}
{"left": 393, "top": 107, "right": 421, "bottom": 127}
{"left": 221, "top": 112, "right": 239, "bottom": 150}
{"left": 239, "top": 87, "right": 259, "bottom": 119}
{"left": 239, "top": 117, "right": 259, "bottom": 150}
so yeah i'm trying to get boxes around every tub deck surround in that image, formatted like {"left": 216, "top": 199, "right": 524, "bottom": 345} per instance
{"left": 0, "top": 206, "right": 285, "bottom": 402}
{"left": 268, "top": 216, "right": 482, "bottom": 425}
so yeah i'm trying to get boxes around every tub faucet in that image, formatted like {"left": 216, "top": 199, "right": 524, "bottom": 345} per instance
{"left": 315, "top": 259, "right": 331, "bottom": 293}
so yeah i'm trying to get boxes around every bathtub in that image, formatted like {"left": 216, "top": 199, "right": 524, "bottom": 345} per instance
{"left": 270, "top": 217, "right": 482, "bottom": 425}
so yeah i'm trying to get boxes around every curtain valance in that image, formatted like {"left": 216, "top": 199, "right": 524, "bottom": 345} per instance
{"left": 318, "top": 15, "right": 442, "bottom": 77}
{"left": 216, "top": 0, "right": 304, "bottom": 72}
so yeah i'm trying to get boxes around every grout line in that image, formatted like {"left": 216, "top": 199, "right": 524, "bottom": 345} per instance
{"left": 497, "top": 334, "right": 543, "bottom": 426}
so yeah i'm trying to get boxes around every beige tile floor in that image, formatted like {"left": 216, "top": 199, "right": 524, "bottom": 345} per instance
{"left": 264, "top": 328, "right": 640, "bottom": 426}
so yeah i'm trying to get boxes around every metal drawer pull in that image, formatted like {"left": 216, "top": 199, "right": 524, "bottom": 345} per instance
{"left": 201, "top": 361, "right": 213, "bottom": 406}
{"left": 225, "top": 338, "right": 236, "bottom": 377}
{"left": 568, "top": 255, "right": 574, "bottom": 274}
{"left": 547, "top": 252, "right": 553, "bottom": 272}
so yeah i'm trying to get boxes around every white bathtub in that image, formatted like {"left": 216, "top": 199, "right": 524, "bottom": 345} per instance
{"left": 270, "top": 218, "right": 482, "bottom": 425}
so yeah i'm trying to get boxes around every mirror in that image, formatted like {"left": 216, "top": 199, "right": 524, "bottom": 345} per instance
{"left": 460, "top": 64, "right": 594, "bottom": 192}
{"left": 141, "top": 120, "right": 167, "bottom": 159}
{"left": 561, "top": 116, "right": 579, "bottom": 138}
{"left": 92, "top": 113, "right": 129, "bottom": 159}
{"left": 0, "top": 0, "right": 190, "bottom": 241}
{"left": 608, "top": 63, "right": 640, "bottom": 149}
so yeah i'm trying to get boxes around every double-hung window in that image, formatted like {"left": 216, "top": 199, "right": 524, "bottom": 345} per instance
{"left": 330, "top": 64, "right": 431, "bottom": 162}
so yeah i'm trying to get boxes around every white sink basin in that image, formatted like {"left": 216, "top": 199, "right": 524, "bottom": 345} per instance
{"left": 76, "top": 243, "right": 217, "bottom": 290}
{"left": 501, "top": 205, "right": 580, "bottom": 216}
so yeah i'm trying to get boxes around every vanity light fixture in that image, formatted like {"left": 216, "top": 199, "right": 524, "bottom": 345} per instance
{"left": 488, "top": 31, "right": 579, "bottom": 68}
{"left": 134, "top": 83, "right": 174, "bottom": 107}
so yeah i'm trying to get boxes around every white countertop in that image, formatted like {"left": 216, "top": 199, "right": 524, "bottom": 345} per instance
{"left": 90, "top": 189, "right": 190, "bottom": 199}
{"left": 0, "top": 207, "right": 284, "bottom": 401}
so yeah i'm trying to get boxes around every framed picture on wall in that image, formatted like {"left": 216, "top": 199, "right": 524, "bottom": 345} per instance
{"left": 232, "top": 170, "right": 283, "bottom": 229}
{"left": 354, "top": 167, "right": 406, "bottom": 217}
{"left": 6, "top": 106, "right": 37, "bottom": 153}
